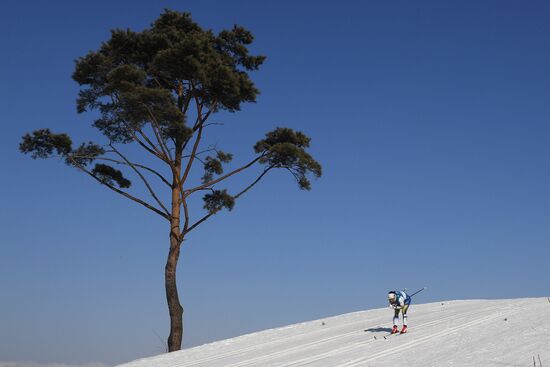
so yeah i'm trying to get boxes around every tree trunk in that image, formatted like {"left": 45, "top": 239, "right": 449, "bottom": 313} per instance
{"left": 165, "top": 233, "right": 183, "bottom": 351}
{"left": 166, "top": 165, "right": 183, "bottom": 351}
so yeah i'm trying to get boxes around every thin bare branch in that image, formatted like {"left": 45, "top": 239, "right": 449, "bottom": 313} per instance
{"left": 182, "top": 196, "right": 190, "bottom": 232}
{"left": 285, "top": 167, "right": 301, "bottom": 183}
{"left": 67, "top": 156, "right": 171, "bottom": 221}
{"left": 182, "top": 212, "right": 212, "bottom": 237}
{"left": 180, "top": 87, "right": 208, "bottom": 165}
{"left": 184, "top": 154, "right": 265, "bottom": 198}
{"left": 121, "top": 120, "right": 166, "bottom": 161}
{"left": 58, "top": 151, "right": 172, "bottom": 187}
{"left": 234, "top": 166, "right": 274, "bottom": 200}
{"left": 181, "top": 167, "right": 274, "bottom": 238}
{"left": 126, "top": 163, "right": 170, "bottom": 187}
{"left": 182, "top": 147, "right": 217, "bottom": 159}
{"left": 144, "top": 105, "right": 174, "bottom": 161}
{"left": 203, "top": 122, "right": 223, "bottom": 128}
{"left": 194, "top": 108, "right": 214, "bottom": 130}
{"left": 109, "top": 144, "right": 171, "bottom": 216}
{"left": 181, "top": 85, "right": 194, "bottom": 115}
{"left": 193, "top": 155, "right": 207, "bottom": 166}
{"left": 180, "top": 118, "right": 204, "bottom": 188}
{"left": 178, "top": 185, "right": 216, "bottom": 234}
{"left": 137, "top": 129, "right": 166, "bottom": 159}
{"left": 191, "top": 88, "right": 216, "bottom": 131}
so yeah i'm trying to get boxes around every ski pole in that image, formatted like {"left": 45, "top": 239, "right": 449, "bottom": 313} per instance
{"left": 409, "top": 287, "right": 427, "bottom": 298}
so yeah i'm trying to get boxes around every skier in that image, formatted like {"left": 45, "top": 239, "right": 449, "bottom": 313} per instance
{"left": 388, "top": 290, "right": 411, "bottom": 334}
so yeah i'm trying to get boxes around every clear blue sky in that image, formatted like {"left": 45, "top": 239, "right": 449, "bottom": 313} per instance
{"left": 1, "top": 1, "right": 549, "bottom": 366}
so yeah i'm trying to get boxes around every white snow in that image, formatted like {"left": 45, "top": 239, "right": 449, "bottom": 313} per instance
{"left": 117, "top": 298, "right": 549, "bottom": 367}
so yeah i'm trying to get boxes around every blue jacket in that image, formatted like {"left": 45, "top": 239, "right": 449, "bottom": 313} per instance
{"left": 391, "top": 291, "right": 411, "bottom": 309}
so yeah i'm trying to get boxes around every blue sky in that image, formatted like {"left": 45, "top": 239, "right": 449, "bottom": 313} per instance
{"left": 1, "top": 1, "right": 549, "bottom": 366}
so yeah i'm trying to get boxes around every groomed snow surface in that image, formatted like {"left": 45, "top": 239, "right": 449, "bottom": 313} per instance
{"left": 118, "top": 298, "right": 549, "bottom": 367}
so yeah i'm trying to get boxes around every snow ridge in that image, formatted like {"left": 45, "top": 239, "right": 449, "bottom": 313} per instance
{"left": 118, "top": 298, "right": 549, "bottom": 367}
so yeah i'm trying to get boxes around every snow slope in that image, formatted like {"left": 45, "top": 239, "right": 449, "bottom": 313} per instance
{"left": 117, "top": 298, "right": 549, "bottom": 367}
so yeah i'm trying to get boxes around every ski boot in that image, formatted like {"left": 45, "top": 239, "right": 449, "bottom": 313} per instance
{"left": 400, "top": 326, "right": 408, "bottom": 334}
{"left": 391, "top": 325, "right": 399, "bottom": 334}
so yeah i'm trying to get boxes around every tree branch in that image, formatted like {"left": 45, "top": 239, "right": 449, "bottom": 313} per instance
{"left": 57, "top": 153, "right": 172, "bottom": 187}
{"left": 182, "top": 212, "right": 212, "bottom": 237}
{"left": 111, "top": 92, "right": 167, "bottom": 162}
{"left": 182, "top": 196, "right": 190, "bottom": 233}
{"left": 137, "top": 129, "right": 166, "bottom": 160}
{"left": 144, "top": 105, "right": 174, "bottom": 162}
{"left": 182, "top": 147, "right": 217, "bottom": 159}
{"left": 109, "top": 143, "right": 171, "bottom": 216}
{"left": 181, "top": 83, "right": 194, "bottom": 115}
{"left": 285, "top": 167, "right": 301, "bottom": 184}
{"left": 121, "top": 121, "right": 167, "bottom": 162}
{"left": 184, "top": 154, "right": 265, "bottom": 198}
{"left": 181, "top": 166, "right": 274, "bottom": 238}
{"left": 180, "top": 117, "right": 204, "bottom": 188}
{"left": 233, "top": 166, "right": 274, "bottom": 200}
{"left": 67, "top": 156, "right": 171, "bottom": 221}
{"left": 203, "top": 122, "right": 224, "bottom": 128}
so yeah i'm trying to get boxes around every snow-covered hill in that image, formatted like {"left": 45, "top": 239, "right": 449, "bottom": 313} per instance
{"left": 117, "top": 298, "right": 549, "bottom": 367}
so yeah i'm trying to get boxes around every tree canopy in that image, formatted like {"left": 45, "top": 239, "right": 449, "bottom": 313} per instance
{"left": 19, "top": 9, "right": 322, "bottom": 351}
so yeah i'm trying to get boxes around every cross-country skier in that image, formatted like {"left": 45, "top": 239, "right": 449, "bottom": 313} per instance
{"left": 388, "top": 290, "right": 411, "bottom": 334}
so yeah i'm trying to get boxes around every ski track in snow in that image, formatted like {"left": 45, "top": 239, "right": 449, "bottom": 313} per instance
{"left": 338, "top": 306, "right": 522, "bottom": 367}
{"left": 183, "top": 302, "right": 486, "bottom": 367}
{"left": 276, "top": 305, "right": 507, "bottom": 367}
{"left": 224, "top": 305, "right": 499, "bottom": 367}
{"left": 117, "top": 298, "right": 549, "bottom": 367}
{"left": 167, "top": 311, "right": 380, "bottom": 367}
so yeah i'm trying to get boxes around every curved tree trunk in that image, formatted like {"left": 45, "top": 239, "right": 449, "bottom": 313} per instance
{"left": 166, "top": 164, "right": 183, "bottom": 352}
{"left": 165, "top": 235, "right": 183, "bottom": 351}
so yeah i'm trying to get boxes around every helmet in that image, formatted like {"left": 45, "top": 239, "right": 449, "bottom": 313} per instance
{"left": 388, "top": 291, "right": 396, "bottom": 302}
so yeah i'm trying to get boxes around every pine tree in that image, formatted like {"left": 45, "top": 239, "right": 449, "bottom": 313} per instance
{"left": 19, "top": 10, "right": 321, "bottom": 351}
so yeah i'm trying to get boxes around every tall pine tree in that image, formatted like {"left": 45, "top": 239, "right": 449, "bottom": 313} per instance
{"left": 20, "top": 10, "right": 321, "bottom": 351}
